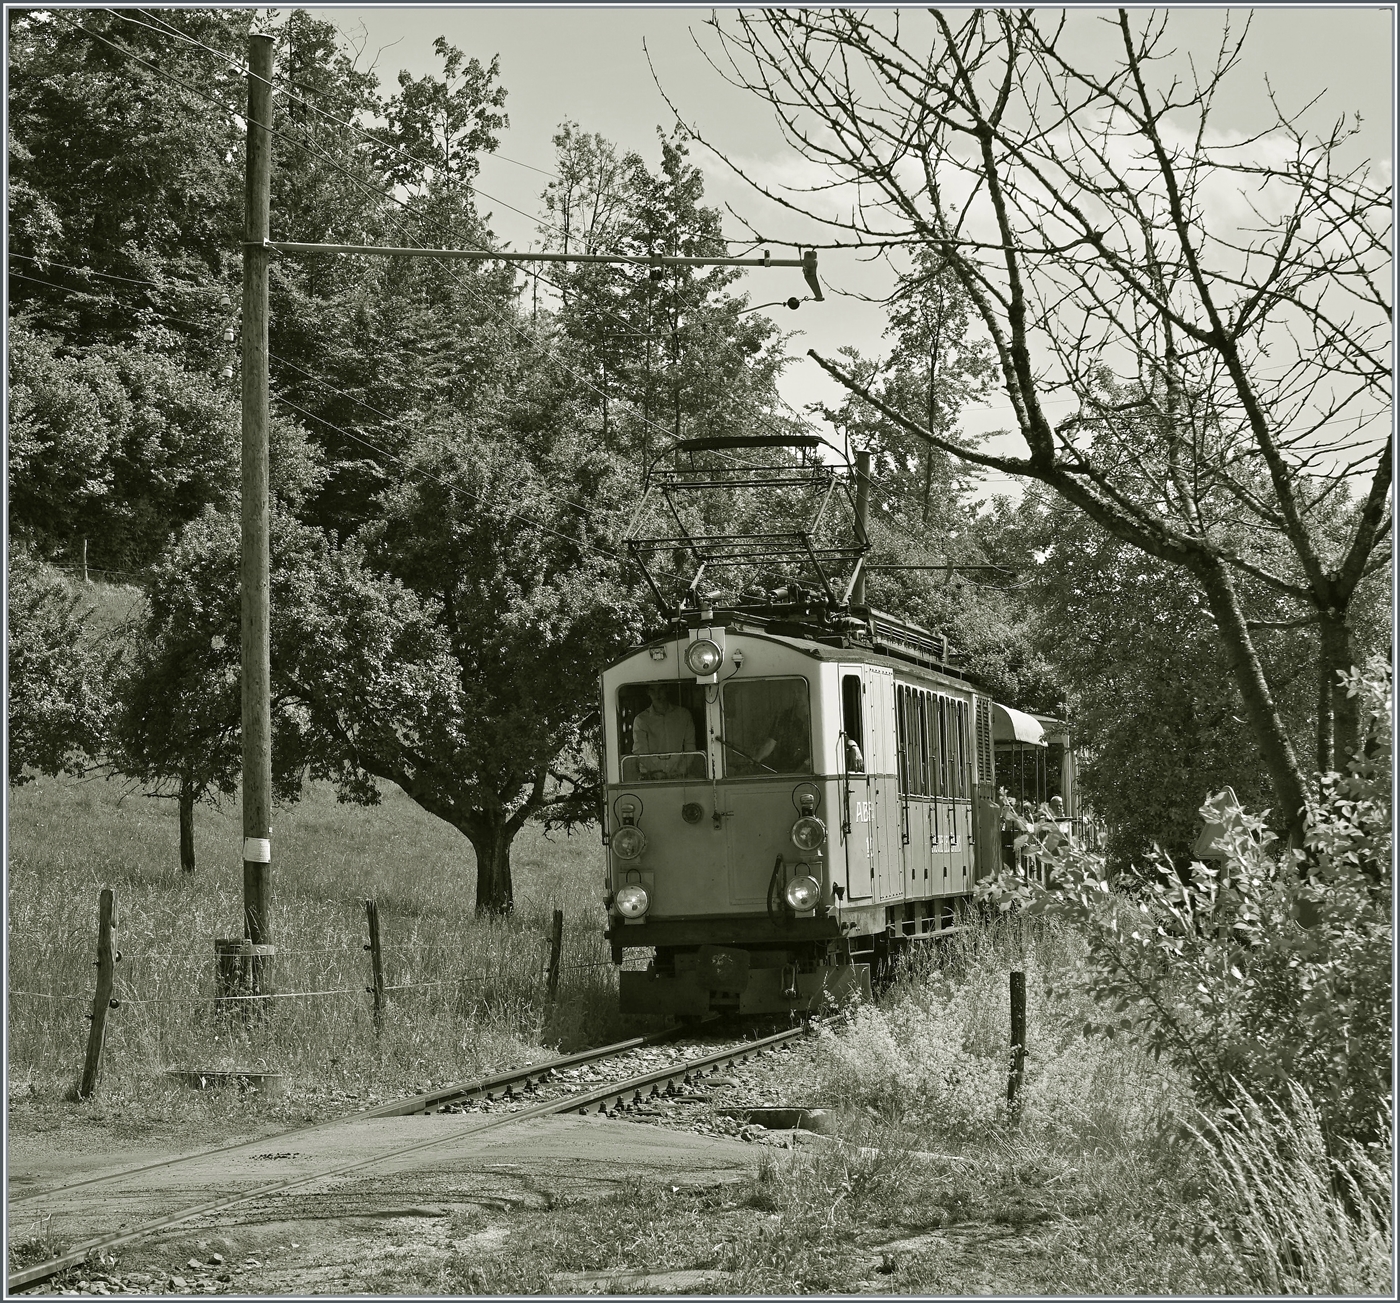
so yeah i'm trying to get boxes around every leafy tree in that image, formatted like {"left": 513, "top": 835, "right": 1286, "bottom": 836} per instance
{"left": 284, "top": 425, "right": 642, "bottom": 914}
{"left": 880, "top": 250, "right": 995, "bottom": 527}
{"left": 6, "top": 552, "right": 114, "bottom": 784}
{"left": 7, "top": 7, "right": 246, "bottom": 361}
{"left": 1002, "top": 489, "right": 1315, "bottom": 867}
{"left": 377, "top": 36, "right": 508, "bottom": 195}
{"left": 543, "top": 130, "right": 788, "bottom": 469}
{"left": 702, "top": 9, "right": 1392, "bottom": 843}
{"left": 109, "top": 508, "right": 311, "bottom": 871}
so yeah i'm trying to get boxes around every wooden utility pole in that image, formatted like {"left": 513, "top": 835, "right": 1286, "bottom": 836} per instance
{"left": 78, "top": 888, "right": 116, "bottom": 1099}
{"left": 852, "top": 450, "right": 872, "bottom": 608}
{"left": 241, "top": 31, "right": 274, "bottom": 993}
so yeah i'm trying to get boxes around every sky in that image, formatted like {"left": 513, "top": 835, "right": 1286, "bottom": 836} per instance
{"left": 309, "top": 5, "right": 1394, "bottom": 496}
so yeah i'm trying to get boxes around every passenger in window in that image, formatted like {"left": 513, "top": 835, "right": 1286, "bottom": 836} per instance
{"left": 845, "top": 738, "right": 865, "bottom": 773}
{"left": 754, "top": 698, "right": 811, "bottom": 772}
{"left": 632, "top": 684, "right": 696, "bottom": 757}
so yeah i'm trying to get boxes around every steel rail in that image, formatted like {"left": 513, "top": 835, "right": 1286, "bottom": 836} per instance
{"left": 7, "top": 1020, "right": 817, "bottom": 1293}
{"left": 8, "top": 1024, "right": 696, "bottom": 1210}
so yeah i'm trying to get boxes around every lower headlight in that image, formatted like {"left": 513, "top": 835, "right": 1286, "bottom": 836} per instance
{"left": 612, "top": 825, "right": 647, "bottom": 860}
{"left": 791, "top": 814, "right": 827, "bottom": 851}
{"left": 615, "top": 883, "right": 649, "bottom": 917}
{"left": 784, "top": 875, "right": 821, "bottom": 912}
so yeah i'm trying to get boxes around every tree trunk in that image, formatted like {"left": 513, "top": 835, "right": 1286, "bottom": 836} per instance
{"left": 1316, "top": 608, "right": 1360, "bottom": 774}
{"left": 178, "top": 777, "right": 196, "bottom": 873}
{"left": 1192, "top": 556, "right": 1308, "bottom": 845}
{"left": 469, "top": 816, "right": 515, "bottom": 916}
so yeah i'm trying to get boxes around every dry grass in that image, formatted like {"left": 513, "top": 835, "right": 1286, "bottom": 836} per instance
{"left": 6, "top": 771, "right": 622, "bottom": 1115}
{"left": 1193, "top": 1082, "right": 1393, "bottom": 1295}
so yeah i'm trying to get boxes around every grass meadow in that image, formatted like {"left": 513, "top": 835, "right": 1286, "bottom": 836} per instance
{"left": 6, "top": 770, "right": 624, "bottom": 1119}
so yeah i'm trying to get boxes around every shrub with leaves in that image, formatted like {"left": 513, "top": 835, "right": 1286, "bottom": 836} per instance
{"left": 6, "top": 552, "right": 116, "bottom": 783}
{"left": 978, "top": 660, "right": 1392, "bottom": 1151}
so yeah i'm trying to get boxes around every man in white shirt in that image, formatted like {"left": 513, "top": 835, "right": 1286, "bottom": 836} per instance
{"left": 633, "top": 684, "right": 696, "bottom": 757}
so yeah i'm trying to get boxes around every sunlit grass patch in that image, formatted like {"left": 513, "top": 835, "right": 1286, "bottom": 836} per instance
{"left": 6, "top": 772, "right": 614, "bottom": 1114}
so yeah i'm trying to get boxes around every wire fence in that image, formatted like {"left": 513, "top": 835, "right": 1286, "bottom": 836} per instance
{"left": 7, "top": 887, "right": 620, "bottom": 1098}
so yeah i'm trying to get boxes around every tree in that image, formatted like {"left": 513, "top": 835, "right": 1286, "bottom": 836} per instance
{"left": 699, "top": 9, "right": 1391, "bottom": 843}
{"left": 377, "top": 36, "right": 508, "bottom": 195}
{"left": 284, "top": 425, "right": 642, "bottom": 914}
{"left": 6, "top": 552, "right": 114, "bottom": 784}
{"left": 1002, "top": 488, "right": 1318, "bottom": 868}
{"left": 7, "top": 7, "right": 246, "bottom": 361}
{"left": 880, "top": 250, "right": 995, "bottom": 527}
{"left": 542, "top": 129, "right": 790, "bottom": 469}
{"left": 109, "top": 509, "right": 311, "bottom": 871}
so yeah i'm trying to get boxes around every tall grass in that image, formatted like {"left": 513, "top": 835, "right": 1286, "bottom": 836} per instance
{"left": 1193, "top": 1082, "right": 1393, "bottom": 1295}
{"left": 7, "top": 773, "right": 624, "bottom": 1109}
{"left": 815, "top": 911, "right": 1182, "bottom": 1148}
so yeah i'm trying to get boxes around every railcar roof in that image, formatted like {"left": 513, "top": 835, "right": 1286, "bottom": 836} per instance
{"left": 608, "top": 624, "right": 978, "bottom": 694}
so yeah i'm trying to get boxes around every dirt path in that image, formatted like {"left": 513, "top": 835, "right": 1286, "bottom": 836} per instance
{"left": 10, "top": 1113, "right": 764, "bottom": 1295}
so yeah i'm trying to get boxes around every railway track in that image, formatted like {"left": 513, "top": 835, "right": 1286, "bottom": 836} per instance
{"left": 8, "top": 1017, "right": 824, "bottom": 1293}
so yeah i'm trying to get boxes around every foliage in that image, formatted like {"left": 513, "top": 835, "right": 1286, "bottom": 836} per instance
{"left": 6, "top": 553, "right": 115, "bottom": 784}
{"left": 994, "top": 487, "right": 1317, "bottom": 867}
{"left": 7, "top": 7, "right": 245, "bottom": 355}
{"left": 543, "top": 130, "right": 789, "bottom": 469}
{"left": 283, "top": 425, "right": 644, "bottom": 913}
{"left": 378, "top": 36, "right": 508, "bottom": 193}
{"left": 979, "top": 660, "right": 1392, "bottom": 1150}
{"left": 107, "top": 509, "right": 314, "bottom": 869}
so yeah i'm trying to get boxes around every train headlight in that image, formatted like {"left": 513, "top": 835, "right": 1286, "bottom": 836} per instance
{"left": 612, "top": 825, "right": 647, "bottom": 860}
{"left": 784, "top": 875, "right": 821, "bottom": 912}
{"left": 684, "top": 639, "right": 722, "bottom": 676}
{"left": 615, "top": 884, "right": 650, "bottom": 918}
{"left": 791, "top": 814, "right": 827, "bottom": 851}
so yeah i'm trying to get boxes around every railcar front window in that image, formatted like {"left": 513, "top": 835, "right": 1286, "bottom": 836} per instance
{"left": 722, "top": 677, "right": 813, "bottom": 777}
{"left": 617, "top": 681, "right": 707, "bottom": 782}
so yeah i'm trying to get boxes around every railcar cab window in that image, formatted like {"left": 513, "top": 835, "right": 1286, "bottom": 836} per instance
{"left": 618, "top": 682, "right": 706, "bottom": 782}
{"left": 722, "top": 677, "right": 813, "bottom": 777}
{"left": 841, "top": 674, "right": 865, "bottom": 773}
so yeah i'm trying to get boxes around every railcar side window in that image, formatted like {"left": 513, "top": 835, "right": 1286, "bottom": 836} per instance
{"left": 917, "top": 692, "right": 931, "bottom": 797}
{"left": 955, "top": 700, "right": 969, "bottom": 798}
{"left": 896, "top": 686, "right": 910, "bottom": 793}
{"left": 617, "top": 681, "right": 707, "bottom": 782}
{"left": 937, "top": 696, "right": 950, "bottom": 795}
{"left": 722, "top": 677, "right": 813, "bottom": 777}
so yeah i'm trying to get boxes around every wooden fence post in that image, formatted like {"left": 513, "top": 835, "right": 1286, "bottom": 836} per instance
{"left": 79, "top": 889, "right": 117, "bottom": 1099}
{"left": 1007, "top": 969, "right": 1026, "bottom": 1114}
{"left": 364, "top": 899, "right": 386, "bottom": 1029}
{"left": 546, "top": 908, "right": 564, "bottom": 1002}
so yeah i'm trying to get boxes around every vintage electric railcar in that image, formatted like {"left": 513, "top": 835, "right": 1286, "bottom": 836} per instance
{"left": 599, "top": 602, "right": 1069, "bottom": 1016}
{"left": 600, "top": 433, "right": 1079, "bottom": 1016}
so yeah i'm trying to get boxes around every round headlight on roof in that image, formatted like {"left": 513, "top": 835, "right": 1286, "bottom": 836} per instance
{"left": 784, "top": 875, "right": 821, "bottom": 912}
{"left": 791, "top": 815, "right": 827, "bottom": 852}
{"left": 611, "top": 825, "right": 647, "bottom": 860}
{"left": 615, "top": 883, "right": 649, "bottom": 917}
{"left": 685, "top": 639, "right": 722, "bottom": 676}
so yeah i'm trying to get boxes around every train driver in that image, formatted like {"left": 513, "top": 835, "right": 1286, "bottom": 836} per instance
{"left": 631, "top": 684, "right": 697, "bottom": 778}
{"left": 754, "top": 692, "right": 811, "bottom": 773}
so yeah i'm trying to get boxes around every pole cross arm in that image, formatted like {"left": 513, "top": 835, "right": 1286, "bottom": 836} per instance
{"left": 260, "top": 240, "right": 822, "bottom": 295}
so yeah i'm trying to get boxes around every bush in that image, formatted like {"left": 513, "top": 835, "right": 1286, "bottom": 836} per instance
{"left": 979, "top": 660, "right": 1392, "bottom": 1152}
{"left": 6, "top": 552, "right": 116, "bottom": 783}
